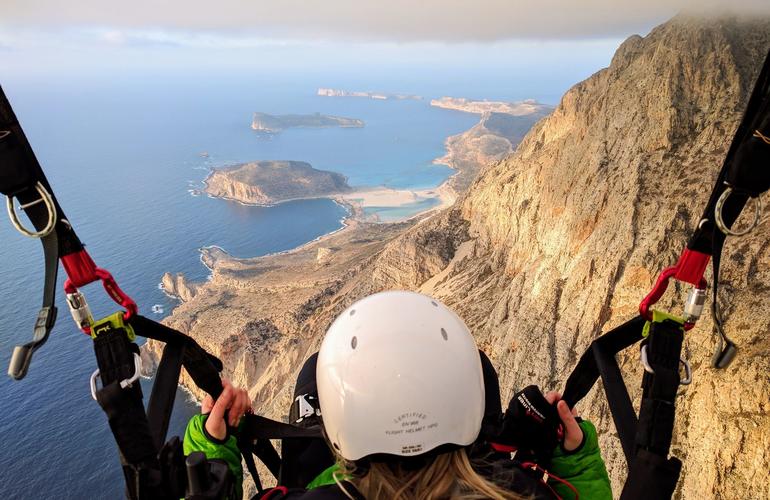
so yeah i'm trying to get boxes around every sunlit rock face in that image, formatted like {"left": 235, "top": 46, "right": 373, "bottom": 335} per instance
{"left": 149, "top": 15, "right": 770, "bottom": 497}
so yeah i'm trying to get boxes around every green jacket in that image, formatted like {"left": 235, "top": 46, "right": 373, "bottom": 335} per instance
{"left": 549, "top": 420, "right": 612, "bottom": 499}
{"left": 184, "top": 414, "right": 244, "bottom": 499}
{"left": 184, "top": 415, "right": 611, "bottom": 499}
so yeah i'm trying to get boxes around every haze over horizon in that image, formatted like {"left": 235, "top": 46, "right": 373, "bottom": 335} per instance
{"left": 3, "top": 2, "right": 769, "bottom": 104}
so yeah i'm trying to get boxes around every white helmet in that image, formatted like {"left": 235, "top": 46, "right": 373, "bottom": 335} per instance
{"left": 316, "top": 290, "right": 485, "bottom": 461}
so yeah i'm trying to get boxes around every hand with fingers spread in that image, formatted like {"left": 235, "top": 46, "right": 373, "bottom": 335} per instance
{"left": 202, "top": 379, "right": 251, "bottom": 441}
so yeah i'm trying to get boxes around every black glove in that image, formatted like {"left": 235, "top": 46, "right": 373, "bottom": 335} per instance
{"left": 494, "top": 385, "right": 562, "bottom": 464}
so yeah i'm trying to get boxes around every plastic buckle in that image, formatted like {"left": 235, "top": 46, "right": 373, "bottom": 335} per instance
{"left": 294, "top": 394, "right": 320, "bottom": 423}
{"left": 90, "top": 353, "right": 142, "bottom": 400}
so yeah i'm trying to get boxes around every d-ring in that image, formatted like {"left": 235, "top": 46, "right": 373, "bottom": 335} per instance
{"left": 6, "top": 182, "right": 57, "bottom": 238}
{"left": 715, "top": 187, "right": 762, "bottom": 237}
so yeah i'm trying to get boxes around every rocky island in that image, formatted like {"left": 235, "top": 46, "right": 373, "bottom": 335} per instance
{"left": 317, "top": 88, "right": 422, "bottom": 100}
{"left": 147, "top": 16, "right": 770, "bottom": 497}
{"left": 251, "top": 112, "right": 364, "bottom": 133}
{"left": 203, "top": 161, "right": 351, "bottom": 205}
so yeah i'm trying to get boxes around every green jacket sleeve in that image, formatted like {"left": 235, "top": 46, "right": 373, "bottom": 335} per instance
{"left": 548, "top": 420, "right": 612, "bottom": 500}
{"left": 183, "top": 413, "right": 243, "bottom": 499}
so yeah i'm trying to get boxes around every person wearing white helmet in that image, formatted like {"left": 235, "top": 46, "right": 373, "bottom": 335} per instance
{"left": 185, "top": 291, "right": 612, "bottom": 499}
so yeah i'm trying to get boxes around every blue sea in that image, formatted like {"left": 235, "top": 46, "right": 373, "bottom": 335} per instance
{"left": 0, "top": 75, "right": 483, "bottom": 498}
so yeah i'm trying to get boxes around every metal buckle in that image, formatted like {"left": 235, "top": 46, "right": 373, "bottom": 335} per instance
{"left": 715, "top": 187, "right": 762, "bottom": 236}
{"left": 90, "top": 353, "right": 142, "bottom": 400}
{"left": 640, "top": 345, "right": 692, "bottom": 385}
{"left": 5, "top": 181, "right": 57, "bottom": 238}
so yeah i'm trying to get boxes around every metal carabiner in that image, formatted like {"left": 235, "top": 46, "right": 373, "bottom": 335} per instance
{"left": 640, "top": 345, "right": 692, "bottom": 385}
{"left": 6, "top": 181, "right": 57, "bottom": 238}
{"left": 89, "top": 353, "right": 142, "bottom": 400}
{"left": 715, "top": 187, "right": 762, "bottom": 237}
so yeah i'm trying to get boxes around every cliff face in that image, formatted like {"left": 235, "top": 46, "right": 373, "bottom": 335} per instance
{"left": 438, "top": 109, "right": 552, "bottom": 191}
{"left": 405, "top": 16, "right": 770, "bottom": 496}
{"left": 155, "top": 15, "right": 770, "bottom": 498}
{"left": 204, "top": 161, "right": 351, "bottom": 205}
{"left": 161, "top": 272, "right": 198, "bottom": 302}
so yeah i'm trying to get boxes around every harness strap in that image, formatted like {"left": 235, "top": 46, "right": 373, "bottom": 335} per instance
{"left": 635, "top": 319, "right": 683, "bottom": 457}
{"left": 562, "top": 316, "right": 645, "bottom": 463}
{"left": 92, "top": 324, "right": 162, "bottom": 499}
{"left": 7, "top": 230, "right": 59, "bottom": 379}
{"left": 687, "top": 48, "right": 770, "bottom": 255}
{"left": 129, "top": 315, "right": 224, "bottom": 398}
{"left": 147, "top": 340, "right": 185, "bottom": 449}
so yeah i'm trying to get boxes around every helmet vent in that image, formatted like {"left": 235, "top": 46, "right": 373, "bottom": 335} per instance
{"left": 351, "top": 336, "right": 358, "bottom": 349}
{"left": 349, "top": 309, "right": 356, "bottom": 316}
{"left": 440, "top": 328, "right": 448, "bottom": 341}
{"left": 431, "top": 301, "right": 438, "bottom": 307}
{"left": 333, "top": 442, "right": 340, "bottom": 450}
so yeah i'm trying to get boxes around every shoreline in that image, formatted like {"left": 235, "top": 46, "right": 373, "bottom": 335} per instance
{"left": 200, "top": 160, "right": 460, "bottom": 225}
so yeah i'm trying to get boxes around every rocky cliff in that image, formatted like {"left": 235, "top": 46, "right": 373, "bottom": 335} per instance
{"left": 161, "top": 272, "right": 199, "bottom": 302}
{"left": 150, "top": 15, "right": 770, "bottom": 498}
{"left": 204, "top": 161, "right": 351, "bottom": 205}
{"left": 437, "top": 109, "right": 553, "bottom": 191}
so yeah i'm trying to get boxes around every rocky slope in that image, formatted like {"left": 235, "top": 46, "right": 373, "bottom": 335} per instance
{"left": 437, "top": 109, "right": 553, "bottom": 191}
{"left": 204, "top": 161, "right": 351, "bottom": 205}
{"left": 161, "top": 272, "right": 199, "bottom": 302}
{"left": 149, "top": 15, "right": 770, "bottom": 498}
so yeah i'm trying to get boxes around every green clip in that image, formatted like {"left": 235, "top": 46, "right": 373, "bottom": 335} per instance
{"left": 642, "top": 310, "right": 685, "bottom": 338}
{"left": 90, "top": 312, "right": 136, "bottom": 341}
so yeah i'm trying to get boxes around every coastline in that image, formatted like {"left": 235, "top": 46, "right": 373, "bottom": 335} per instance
{"left": 200, "top": 160, "right": 460, "bottom": 225}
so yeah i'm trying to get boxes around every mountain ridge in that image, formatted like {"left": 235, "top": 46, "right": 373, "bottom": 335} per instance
{"left": 147, "top": 14, "right": 770, "bottom": 497}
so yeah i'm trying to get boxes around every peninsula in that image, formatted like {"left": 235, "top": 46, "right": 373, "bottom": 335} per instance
{"left": 317, "top": 88, "right": 422, "bottom": 101}
{"left": 431, "top": 97, "right": 549, "bottom": 116}
{"left": 203, "top": 161, "right": 351, "bottom": 205}
{"left": 251, "top": 112, "right": 364, "bottom": 134}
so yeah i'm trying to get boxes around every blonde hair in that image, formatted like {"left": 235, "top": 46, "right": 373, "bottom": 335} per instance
{"left": 335, "top": 448, "right": 525, "bottom": 500}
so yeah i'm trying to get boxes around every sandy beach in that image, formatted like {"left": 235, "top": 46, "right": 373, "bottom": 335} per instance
{"left": 336, "top": 183, "right": 457, "bottom": 222}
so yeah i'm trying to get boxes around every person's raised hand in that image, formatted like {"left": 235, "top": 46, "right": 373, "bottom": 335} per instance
{"left": 203, "top": 379, "right": 251, "bottom": 441}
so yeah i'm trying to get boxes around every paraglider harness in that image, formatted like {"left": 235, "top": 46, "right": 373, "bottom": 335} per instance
{"left": 2, "top": 47, "right": 769, "bottom": 499}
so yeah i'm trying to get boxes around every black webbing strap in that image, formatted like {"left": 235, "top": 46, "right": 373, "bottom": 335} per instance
{"left": 562, "top": 316, "right": 645, "bottom": 463}
{"left": 0, "top": 85, "right": 84, "bottom": 256}
{"left": 241, "top": 414, "right": 323, "bottom": 440}
{"left": 2, "top": 85, "right": 85, "bottom": 380}
{"left": 129, "top": 315, "right": 224, "bottom": 398}
{"left": 620, "top": 450, "right": 682, "bottom": 500}
{"left": 687, "top": 48, "right": 770, "bottom": 254}
{"left": 146, "top": 341, "right": 185, "bottom": 450}
{"left": 93, "top": 326, "right": 162, "bottom": 499}
{"left": 7, "top": 230, "right": 59, "bottom": 379}
{"left": 635, "top": 320, "right": 683, "bottom": 457}
{"left": 238, "top": 437, "right": 264, "bottom": 493}
{"left": 562, "top": 316, "right": 684, "bottom": 500}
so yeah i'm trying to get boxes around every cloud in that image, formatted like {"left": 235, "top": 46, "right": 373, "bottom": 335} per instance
{"left": 2, "top": 0, "right": 769, "bottom": 42}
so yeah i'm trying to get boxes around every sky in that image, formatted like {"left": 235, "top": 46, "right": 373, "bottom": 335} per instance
{"left": 2, "top": 1, "right": 768, "bottom": 100}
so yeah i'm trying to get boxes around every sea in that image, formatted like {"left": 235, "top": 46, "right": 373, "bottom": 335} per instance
{"left": 0, "top": 74, "right": 493, "bottom": 498}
